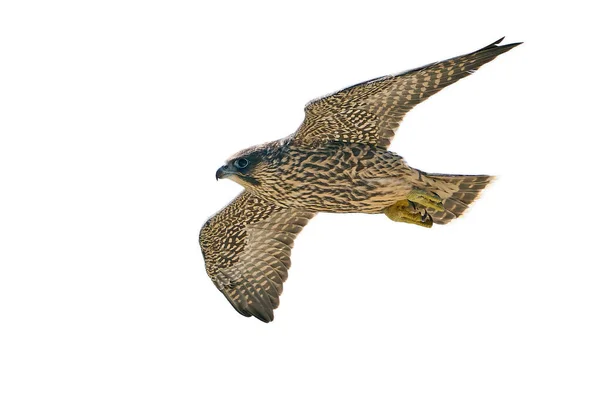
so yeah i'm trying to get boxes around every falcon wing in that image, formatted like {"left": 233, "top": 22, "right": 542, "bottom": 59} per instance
{"left": 292, "top": 38, "right": 521, "bottom": 149}
{"left": 200, "top": 191, "right": 315, "bottom": 322}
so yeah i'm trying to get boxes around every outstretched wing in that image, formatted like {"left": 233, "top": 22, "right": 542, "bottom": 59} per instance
{"left": 292, "top": 38, "right": 521, "bottom": 149}
{"left": 200, "top": 191, "right": 315, "bottom": 322}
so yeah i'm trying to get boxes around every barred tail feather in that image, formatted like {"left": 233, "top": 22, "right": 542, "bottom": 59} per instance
{"left": 425, "top": 173, "right": 495, "bottom": 224}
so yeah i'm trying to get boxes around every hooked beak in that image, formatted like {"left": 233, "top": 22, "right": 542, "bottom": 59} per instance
{"left": 216, "top": 165, "right": 231, "bottom": 181}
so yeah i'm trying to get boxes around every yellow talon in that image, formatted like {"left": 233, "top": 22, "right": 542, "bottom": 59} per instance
{"left": 407, "top": 189, "right": 445, "bottom": 212}
{"left": 384, "top": 199, "right": 433, "bottom": 228}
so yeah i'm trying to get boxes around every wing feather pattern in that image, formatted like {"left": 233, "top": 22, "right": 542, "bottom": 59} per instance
{"left": 199, "top": 191, "right": 315, "bottom": 322}
{"left": 292, "top": 38, "right": 521, "bottom": 149}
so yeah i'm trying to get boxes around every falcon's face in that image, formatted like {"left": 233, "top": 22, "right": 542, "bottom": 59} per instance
{"left": 216, "top": 146, "right": 272, "bottom": 189}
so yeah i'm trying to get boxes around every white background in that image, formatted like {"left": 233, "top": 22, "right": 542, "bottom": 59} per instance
{"left": 1, "top": 1, "right": 599, "bottom": 399}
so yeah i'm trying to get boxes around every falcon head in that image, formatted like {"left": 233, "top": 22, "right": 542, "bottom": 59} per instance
{"left": 216, "top": 142, "right": 279, "bottom": 188}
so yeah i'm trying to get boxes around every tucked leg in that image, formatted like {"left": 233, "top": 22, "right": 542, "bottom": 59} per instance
{"left": 384, "top": 199, "right": 433, "bottom": 228}
{"left": 407, "top": 189, "right": 445, "bottom": 212}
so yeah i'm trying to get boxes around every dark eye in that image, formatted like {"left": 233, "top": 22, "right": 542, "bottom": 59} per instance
{"left": 234, "top": 158, "right": 249, "bottom": 169}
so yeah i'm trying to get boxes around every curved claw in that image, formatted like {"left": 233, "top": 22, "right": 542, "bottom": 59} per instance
{"left": 407, "top": 189, "right": 445, "bottom": 212}
{"left": 384, "top": 200, "right": 433, "bottom": 228}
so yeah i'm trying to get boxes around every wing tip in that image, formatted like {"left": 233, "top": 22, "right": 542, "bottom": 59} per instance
{"left": 478, "top": 37, "right": 523, "bottom": 53}
{"left": 221, "top": 286, "right": 276, "bottom": 323}
{"left": 243, "top": 303, "right": 275, "bottom": 323}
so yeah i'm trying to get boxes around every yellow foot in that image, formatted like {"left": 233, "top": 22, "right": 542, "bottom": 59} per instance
{"left": 407, "top": 189, "right": 445, "bottom": 212}
{"left": 384, "top": 199, "right": 433, "bottom": 228}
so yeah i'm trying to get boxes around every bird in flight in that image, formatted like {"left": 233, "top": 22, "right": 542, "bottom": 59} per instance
{"left": 200, "top": 38, "right": 520, "bottom": 322}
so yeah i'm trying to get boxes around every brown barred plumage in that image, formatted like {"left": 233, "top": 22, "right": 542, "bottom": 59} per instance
{"left": 200, "top": 192, "right": 314, "bottom": 322}
{"left": 200, "top": 38, "right": 520, "bottom": 322}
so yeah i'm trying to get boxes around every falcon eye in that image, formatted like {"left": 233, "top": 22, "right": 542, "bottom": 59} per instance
{"left": 234, "top": 158, "right": 249, "bottom": 169}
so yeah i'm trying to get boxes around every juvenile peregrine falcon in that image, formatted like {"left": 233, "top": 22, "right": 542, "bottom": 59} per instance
{"left": 200, "top": 38, "right": 520, "bottom": 322}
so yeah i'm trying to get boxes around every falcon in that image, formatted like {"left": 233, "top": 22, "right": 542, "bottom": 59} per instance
{"left": 200, "top": 38, "right": 520, "bottom": 322}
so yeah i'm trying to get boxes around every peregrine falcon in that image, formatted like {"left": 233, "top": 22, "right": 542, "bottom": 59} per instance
{"left": 200, "top": 38, "right": 520, "bottom": 322}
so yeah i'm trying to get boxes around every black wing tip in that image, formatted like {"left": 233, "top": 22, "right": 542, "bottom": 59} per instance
{"left": 230, "top": 304, "right": 275, "bottom": 323}
{"left": 250, "top": 298, "right": 276, "bottom": 322}
{"left": 222, "top": 288, "right": 275, "bottom": 323}
{"left": 232, "top": 308, "right": 274, "bottom": 323}
{"left": 478, "top": 37, "right": 523, "bottom": 53}
{"left": 239, "top": 306, "right": 274, "bottom": 323}
{"left": 253, "top": 311, "right": 274, "bottom": 323}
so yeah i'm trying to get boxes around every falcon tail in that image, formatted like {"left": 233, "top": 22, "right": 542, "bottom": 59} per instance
{"left": 425, "top": 173, "right": 495, "bottom": 224}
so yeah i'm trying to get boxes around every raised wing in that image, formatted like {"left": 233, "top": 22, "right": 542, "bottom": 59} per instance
{"left": 200, "top": 191, "right": 315, "bottom": 322}
{"left": 292, "top": 38, "right": 521, "bottom": 149}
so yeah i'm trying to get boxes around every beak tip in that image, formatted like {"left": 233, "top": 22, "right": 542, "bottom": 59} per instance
{"left": 216, "top": 166, "right": 226, "bottom": 181}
